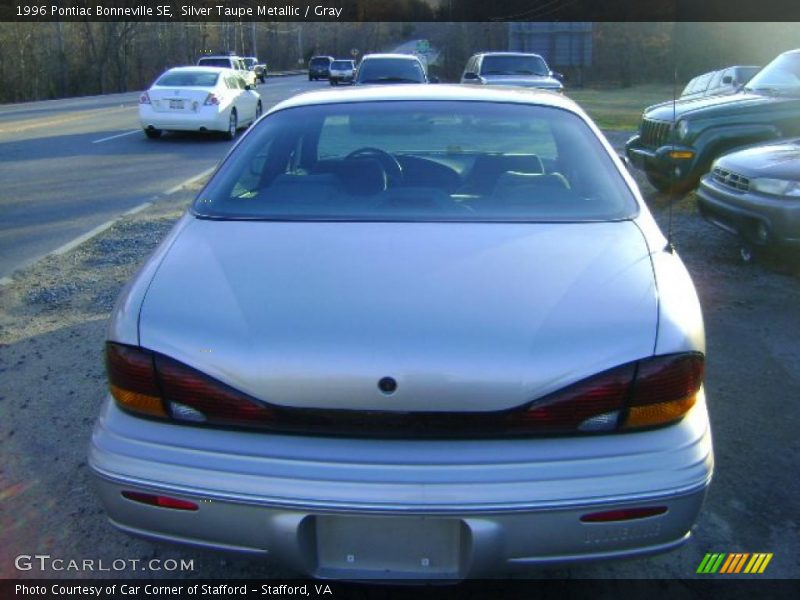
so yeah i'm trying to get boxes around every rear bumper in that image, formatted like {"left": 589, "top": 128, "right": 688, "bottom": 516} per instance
{"left": 89, "top": 393, "right": 713, "bottom": 578}
{"left": 139, "top": 105, "right": 230, "bottom": 133}
{"left": 697, "top": 176, "right": 800, "bottom": 248}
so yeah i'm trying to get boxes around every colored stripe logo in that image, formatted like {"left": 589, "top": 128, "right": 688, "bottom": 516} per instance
{"left": 697, "top": 553, "right": 773, "bottom": 574}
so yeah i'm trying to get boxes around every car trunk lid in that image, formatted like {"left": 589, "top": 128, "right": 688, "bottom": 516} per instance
{"left": 139, "top": 219, "right": 658, "bottom": 413}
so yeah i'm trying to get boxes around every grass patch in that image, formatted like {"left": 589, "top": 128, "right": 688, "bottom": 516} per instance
{"left": 566, "top": 84, "right": 678, "bottom": 130}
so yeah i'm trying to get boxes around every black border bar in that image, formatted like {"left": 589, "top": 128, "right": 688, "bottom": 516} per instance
{"left": 2, "top": 0, "right": 800, "bottom": 22}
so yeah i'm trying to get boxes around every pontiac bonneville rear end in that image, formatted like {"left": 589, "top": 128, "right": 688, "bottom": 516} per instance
{"left": 91, "top": 85, "right": 713, "bottom": 579}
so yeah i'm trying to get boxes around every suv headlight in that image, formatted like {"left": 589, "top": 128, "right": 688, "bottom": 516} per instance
{"left": 750, "top": 178, "right": 800, "bottom": 197}
{"left": 676, "top": 120, "right": 690, "bottom": 140}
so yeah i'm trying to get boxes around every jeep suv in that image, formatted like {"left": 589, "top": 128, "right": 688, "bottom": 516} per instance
{"left": 626, "top": 49, "right": 800, "bottom": 194}
{"left": 680, "top": 65, "right": 761, "bottom": 100}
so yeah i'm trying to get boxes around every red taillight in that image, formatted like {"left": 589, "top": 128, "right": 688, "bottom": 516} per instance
{"left": 155, "top": 354, "right": 275, "bottom": 425}
{"left": 510, "top": 363, "right": 635, "bottom": 432}
{"left": 508, "top": 352, "right": 704, "bottom": 433}
{"left": 580, "top": 506, "right": 667, "bottom": 523}
{"left": 106, "top": 343, "right": 166, "bottom": 418}
{"left": 204, "top": 93, "right": 220, "bottom": 106}
{"left": 121, "top": 491, "right": 198, "bottom": 511}
{"left": 105, "top": 342, "right": 703, "bottom": 436}
{"left": 624, "top": 353, "right": 704, "bottom": 429}
{"left": 139, "top": 92, "right": 151, "bottom": 104}
{"left": 105, "top": 343, "right": 272, "bottom": 426}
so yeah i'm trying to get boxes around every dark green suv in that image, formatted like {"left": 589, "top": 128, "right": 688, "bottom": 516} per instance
{"left": 626, "top": 49, "right": 800, "bottom": 194}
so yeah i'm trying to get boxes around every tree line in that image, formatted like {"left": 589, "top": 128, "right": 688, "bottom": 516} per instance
{"left": 0, "top": 22, "right": 798, "bottom": 103}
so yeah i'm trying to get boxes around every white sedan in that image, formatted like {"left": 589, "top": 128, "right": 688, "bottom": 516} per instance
{"left": 139, "top": 66, "right": 262, "bottom": 140}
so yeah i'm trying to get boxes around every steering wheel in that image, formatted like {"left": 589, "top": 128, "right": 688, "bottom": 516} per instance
{"left": 346, "top": 147, "right": 403, "bottom": 186}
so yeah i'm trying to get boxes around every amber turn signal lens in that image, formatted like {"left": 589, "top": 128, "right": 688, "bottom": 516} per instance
{"left": 624, "top": 394, "right": 698, "bottom": 429}
{"left": 109, "top": 384, "right": 167, "bottom": 418}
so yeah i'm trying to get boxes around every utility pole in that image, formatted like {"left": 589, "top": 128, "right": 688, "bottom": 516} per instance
{"left": 252, "top": 22, "right": 257, "bottom": 56}
{"left": 297, "top": 25, "right": 303, "bottom": 64}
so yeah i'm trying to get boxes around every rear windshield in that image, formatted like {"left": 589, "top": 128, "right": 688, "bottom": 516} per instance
{"left": 310, "top": 57, "right": 331, "bottom": 66}
{"left": 156, "top": 71, "right": 219, "bottom": 87}
{"left": 332, "top": 61, "right": 353, "bottom": 69}
{"left": 746, "top": 52, "right": 800, "bottom": 94}
{"left": 356, "top": 59, "right": 425, "bottom": 83}
{"left": 194, "top": 101, "right": 637, "bottom": 222}
{"left": 198, "top": 58, "right": 232, "bottom": 68}
{"left": 481, "top": 55, "right": 549, "bottom": 76}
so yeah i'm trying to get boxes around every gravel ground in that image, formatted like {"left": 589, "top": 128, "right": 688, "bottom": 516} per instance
{"left": 1, "top": 133, "right": 799, "bottom": 581}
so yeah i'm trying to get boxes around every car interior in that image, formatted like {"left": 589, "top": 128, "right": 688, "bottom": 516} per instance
{"left": 204, "top": 104, "right": 635, "bottom": 221}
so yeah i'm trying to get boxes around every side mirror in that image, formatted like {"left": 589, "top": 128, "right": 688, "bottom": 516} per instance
{"left": 551, "top": 71, "right": 566, "bottom": 82}
{"left": 721, "top": 75, "right": 733, "bottom": 85}
{"left": 428, "top": 76, "right": 440, "bottom": 84}
{"left": 244, "top": 84, "right": 253, "bottom": 91}
{"left": 463, "top": 72, "right": 479, "bottom": 81}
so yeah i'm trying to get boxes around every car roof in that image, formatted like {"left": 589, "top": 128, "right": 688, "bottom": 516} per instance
{"left": 199, "top": 55, "right": 241, "bottom": 60}
{"left": 269, "top": 83, "right": 581, "bottom": 114}
{"left": 360, "top": 53, "right": 423, "bottom": 61}
{"left": 162, "top": 66, "right": 232, "bottom": 74}
{"left": 474, "top": 52, "right": 545, "bottom": 58}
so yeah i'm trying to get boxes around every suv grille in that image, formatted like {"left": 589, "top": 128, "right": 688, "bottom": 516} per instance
{"left": 640, "top": 119, "right": 672, "bottom": 148}
{"left": 712, "top": 167, "right": 750, "bottom": 192}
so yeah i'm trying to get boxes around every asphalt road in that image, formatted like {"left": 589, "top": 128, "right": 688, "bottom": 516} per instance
{"left": 0, "top": 75, "right": 321, "bottom": 280}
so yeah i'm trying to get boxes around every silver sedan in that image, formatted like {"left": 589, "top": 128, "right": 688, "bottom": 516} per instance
{"left": 90, "top": 85, "right": 713, "bottom": 579}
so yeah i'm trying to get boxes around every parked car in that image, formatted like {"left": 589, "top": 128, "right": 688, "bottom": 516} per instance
{"left": 329, "top": 59, "right": 356, "bottom": 85}
{"left": 625, "top": 48, "right": 800, "bottom": 194}
{"left": 197, "top": 54, "right": 257, "bottom": 88}
{"left": 697, "top": 138, "right": 800, "bottom": 262}
{"left": 680, "top": 65, "right": 761, "bottom": 100}
{"left": 139, "top": 67, "right": 262, "bottom": 140}
{"left": 242, "top": 56, "right": 267, "bottom": 83}
{"left": 308, "top": 55, "right": 334, "bottom": 81}
{"left": 93, "top": 84, "right": 712, "bottom": 578}
{"left": 354, "top": 53, "right": 428, "bottom": 84}
{"left": 461, "top": 52, "right": 564, "bottom": 93}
